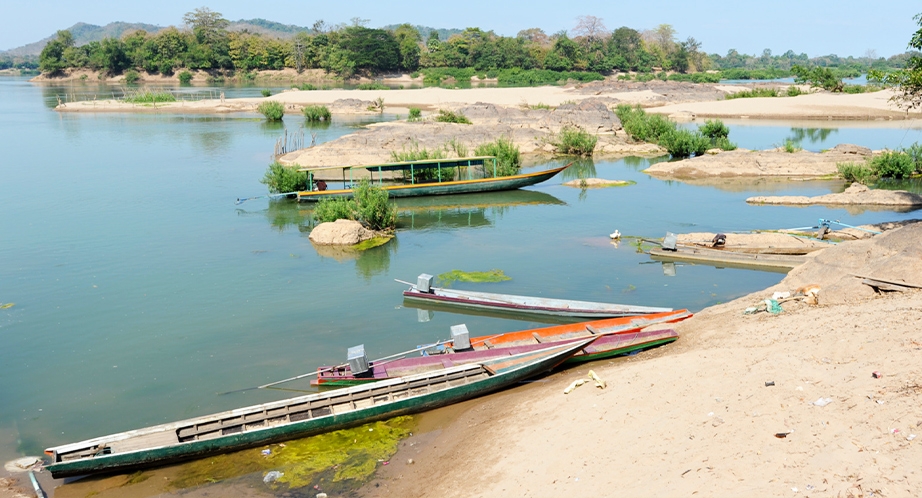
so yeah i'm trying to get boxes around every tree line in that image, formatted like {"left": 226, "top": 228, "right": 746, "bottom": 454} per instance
{"left": 37, "top": 9, "right": 917, "bottom": 80}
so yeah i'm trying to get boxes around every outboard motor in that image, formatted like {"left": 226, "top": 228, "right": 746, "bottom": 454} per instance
{"left": 347, "top": 344, "right": 370, "bottom": 376}
{"left": 417, "top": 273, "right": 434, "bottom": 293}
{"left": 451, "top": 324, "right": 471, "bottom": 350}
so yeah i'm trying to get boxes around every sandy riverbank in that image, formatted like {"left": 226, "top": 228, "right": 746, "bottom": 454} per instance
{"left": 51, "top": 80, "right": 921, "bottom": 122}
{"left": 361, "top": 220, "right": 922, "bottom": 498}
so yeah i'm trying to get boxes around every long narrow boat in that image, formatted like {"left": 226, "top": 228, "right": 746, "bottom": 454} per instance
{"left": 400, "top": 278, "right": 672, "bottom": 318}
{"left": 314, "top": 328, "right": 678, "bottom": 386}
{"left": 43, "top": 338, "right": 593, "bottom": 478}
{"left": 650, "top": 245, "right": 807, "bottom": 270}
{"left": 313, "top": 310, "right": 691, "bottom": 386}
{"left": 296, "top": 158, "right": 569, "bottom": 201}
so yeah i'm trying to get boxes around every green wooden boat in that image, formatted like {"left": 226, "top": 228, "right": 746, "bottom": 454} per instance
{"left": 43, "top": 337, "right": 594, "bottom": 478}
{"left": 296, "top": 158, "right": 570, "bottom": 201}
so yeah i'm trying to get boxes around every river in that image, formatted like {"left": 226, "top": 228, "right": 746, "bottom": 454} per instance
{"left": 0, "top": 77, "right": 920, "bottom": 495}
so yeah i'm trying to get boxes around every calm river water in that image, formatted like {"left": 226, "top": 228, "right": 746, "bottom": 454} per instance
{"left": 1, "top": 77, "right": 921, "bottom": 493}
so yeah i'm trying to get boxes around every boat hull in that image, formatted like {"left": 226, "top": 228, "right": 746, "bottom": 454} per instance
{"left": 297, "top": 166, "right": 568, "bottom": 201}
{"left": 314, "top": 329, "right": 678, "bottom": 386}
{"left": 44, "top": 340, "right": 591, "bottom": 478}
{"left": 403, "top": 286, "right": 672, "bottom": 318}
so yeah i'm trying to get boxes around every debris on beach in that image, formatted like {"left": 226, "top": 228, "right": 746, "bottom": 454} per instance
{"left": 588, "top": 370, "right": 607, "bottom": 389}
{"left": 564, "top": 378, "right": 589, "bottom": 394}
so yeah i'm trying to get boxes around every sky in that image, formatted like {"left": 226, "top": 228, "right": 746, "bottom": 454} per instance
{"left": 2, "top": 0, "right": 920, "bottom": 58}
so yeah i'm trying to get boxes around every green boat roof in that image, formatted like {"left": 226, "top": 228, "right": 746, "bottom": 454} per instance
{"left": 297, "top": 156, "right": 496, "bottom": 173}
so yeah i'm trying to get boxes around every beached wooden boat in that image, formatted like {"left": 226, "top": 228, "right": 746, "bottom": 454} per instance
{"left": 313, "top": 328, "right": 678, "bottom": 386}
{"left": 44, "top": 338, "right": 593, "bottom": 478}
{"left": 650, "top": 245, "right": 807, "bottom": 270}
{"left": 400, "top": 278, "right": 672, "bottom": 318}
{"left": 296, "top": 158, "right": 569, "bottom": 201}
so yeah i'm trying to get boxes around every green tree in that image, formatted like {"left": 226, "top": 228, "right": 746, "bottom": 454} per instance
{"left": 869, "top": 13, "right": 922, "bottom": 110}
{"left": 338, "top": 26, "right": 400, "bottom": 72}
{"left": 39, "top": 30, "right": 74, "bottom": 74}
{"left": 183, "top": 7, "right": 230, "bottom": 46}
{"left": 792, "top": 65, "right": 844, "bottom": 91}
{"left": 393, "top": 24, "right": 421, "bottom": 71}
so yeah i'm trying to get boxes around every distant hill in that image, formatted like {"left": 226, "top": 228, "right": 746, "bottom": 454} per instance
{"left": 229, "top": 18, "right": 312, "bottom": 37}
{"left": 2, "top": 20, "right": 464, "bottom": 57}
{"left": 381, "top": 25, "right": 464, "bottom": 41}
{"left": 3, "top": 21, "right": 165, "bottom": 56}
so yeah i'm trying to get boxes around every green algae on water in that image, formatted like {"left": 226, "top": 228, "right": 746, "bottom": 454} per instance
{"left": 353, "top": 235, "right": 393, "bottom": 251}
{"left": 437, "top": 269, "right": 511, "bottom": 286}
{"left": 169, "top": 416, "right": 415, "bottom": 493}
{"left": 0, "top": 303, "right": 14, "bottom": 309}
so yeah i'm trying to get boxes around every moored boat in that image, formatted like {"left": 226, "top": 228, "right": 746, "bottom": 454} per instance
{"left": 400, "top": 274, "right": 672, "bottom": 318}
{"left": 314, "top": 328, "right": 678, "bottom": 386}
{"left": 296, "top": 158, "right": 569, "bottom": 201}
{"left": 43, "top": 338, "right": 593, "bottom": 478}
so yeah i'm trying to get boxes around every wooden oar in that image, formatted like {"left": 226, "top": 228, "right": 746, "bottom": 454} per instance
{"left": 218, "top": 339, "right": 453, "bottom": 395}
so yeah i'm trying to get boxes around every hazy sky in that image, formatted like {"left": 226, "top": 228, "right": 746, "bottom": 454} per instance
{"left": 2, "top": 0, "right": 920, "bottom": 58}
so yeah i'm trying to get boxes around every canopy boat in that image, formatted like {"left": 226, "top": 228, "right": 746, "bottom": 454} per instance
{"left": 400, "top": 274, "right": 672, "bottom": 319}
{"left": 314, "top": 328, "right": 678, "bottom": 387}
{"left": 296, "top": 157, "right": 569, "bottom": 201}
{"left": 44, "top": 338, "right": 593, "bottom": 478}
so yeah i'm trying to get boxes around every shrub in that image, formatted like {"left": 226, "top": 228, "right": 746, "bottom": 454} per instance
{"left": 715, "top": 136, "right": 737, "bottom": 151}
{"left": 659, "top": 129, "right": 710, "bottom": 158}
{"left": 698, "top": 119, "right": 730, "bottom": 140}
{"left": 123, "top": 70, "right": 140, "bottom": 84}
{"left": 447, "top": 138, "right": 468, "bottom": 158}
{"left": 123, "top": 91, "right": 175, "bottom": 104}
{"left": 724, "top": 87, "right": 779, "bottom": 100}
{"left": 842, "top": 84, "right": 867, "bottom": 94}
{"left": 408, "top": 107, "right": 422, "bottom": 121}
{"left": 782, "top": 139, "right": 802, "bottom": 153}
{"left": 786, "top": 85, "right": 805, "bottom": 97}
{"left": 792, "top": 65, "right": 844, "bottom": 92}
{"left": 313, "top": 180, "right": 396, "bottom": 231}
{"left": 903, "top": 143, "right": 922, "bottom": 171}
{"left": 261, "top": 88, "right": 272, "bottom": 97}
{"left": 353, "top": 180, "right": 397, "bottom": 230}
{"left": 356, "top": 82, "right": 389, "bottom": 90}
{"left": 474, "top": 137, "right": 521, "bottom": 177}
{"left": 615, "top": 104, "right": 676, "bottom": 143}
{"left": 257, "top": 101, "right": 285, "bottom": 121}
{"left": 303, "top": 105, "right": 331, "bottom": 122}
{"left": 435, "top": 109, "right": 471, "bottom": 124}
{"left": 294, "top": 82, "right": 317, "bottom": 90}
{"left": 552, "top": 126, "right": 598, "bottom": 156}
{"left": 260, "top": 162, "right": 307, "bottom": 193}
{"left": 178, "top": 71, "right": 193, "bottom": 84}
{"left": 837, "top": 162, "right": 876, "bottom": 184}
{"left": 871, "top": 150, "right": 915, "bottom": 178}
{"left": 313, "top": 197, "right": 357, "bottom": 224}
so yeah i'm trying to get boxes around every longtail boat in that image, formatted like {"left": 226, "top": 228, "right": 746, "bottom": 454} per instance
{"left": 400, "top": 275, "right": 672, "bottom": 319}
{"left": 43, "top": 338, "right": 593, "bottom": 478}
{"left": 314, "top": 328, "right": 678, "bottom": 386}
{"left": 296, "top": 157, "right": 569, "bottom": 201}
{"left": 650, "top": 245, "right": 807, "bottom": 270}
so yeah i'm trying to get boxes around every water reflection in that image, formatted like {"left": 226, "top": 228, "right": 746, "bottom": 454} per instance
{"left": 311, "top": 237, "right": 397, "bottom": 281}
{"left": 559, "top": 157, "right": 597, "bottom": 181}
{"left": 394, "top": 190, "right": 566, "bottom": 230}
{"left": 787, "top": 127, "right": 838, "bottom": 144}
{"left": 622, "top": 154, "right": 671, "bottom": 171}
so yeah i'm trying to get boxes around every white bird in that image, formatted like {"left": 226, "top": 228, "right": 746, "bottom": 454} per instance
{"left": 609, "top": 230, "right": 621, "bottom": 239}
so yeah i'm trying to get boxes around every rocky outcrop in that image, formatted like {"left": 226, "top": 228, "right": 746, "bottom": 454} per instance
{"left": 279, "top": 99, "right": 658, "bottom": 173}
{"left": 747, "top": 183, "right": 922, "bottom": 207}
{"left": 308, "top": 219, "right": 376, "bottom": 246}
{"left": 643, "top": 144, "right": 874, "bottom": 178}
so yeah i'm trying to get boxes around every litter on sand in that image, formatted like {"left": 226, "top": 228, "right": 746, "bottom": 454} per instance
{"left": 263, "top": 470, "right": 283, "bottom": 483}
{"left": 588, "top": 370, "right": 607, "bottom": 389}
{"left": 564, "top": 379, "right": 589, "bottom": 394}
{"left": 813, "top": 398, "right": 833, "bottom": 407}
